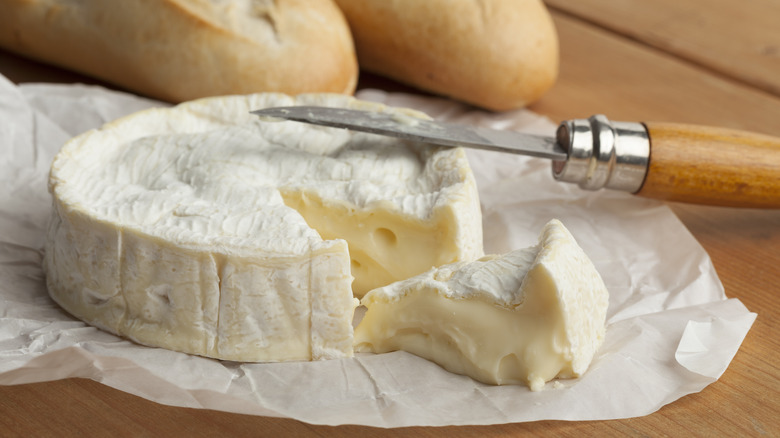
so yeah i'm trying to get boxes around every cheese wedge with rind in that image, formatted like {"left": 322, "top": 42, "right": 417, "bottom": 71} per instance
{"left": 354, "top": 219, "right": 608, "bottom": 389}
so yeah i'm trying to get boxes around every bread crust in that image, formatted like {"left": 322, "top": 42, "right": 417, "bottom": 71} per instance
{"left": 0, "top": 0, "right": 358, "bottom": 102}
{"left": 334, "top": 0, "right": 559, "bottom": 111}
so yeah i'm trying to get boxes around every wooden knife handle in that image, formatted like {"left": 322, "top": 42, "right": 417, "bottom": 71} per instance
{"left": 636, "top": 122, "right": 780, "bottom": 208}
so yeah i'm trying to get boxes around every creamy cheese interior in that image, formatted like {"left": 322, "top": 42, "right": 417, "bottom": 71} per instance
{"left": 43, "top": 93, "right": 483, "bottom": 362}
{"left": 354, "top": 285, "right": 572, "bottom": 388}
{"left": 280, "top": 190, "right": 464, "bottom": 295}
{"left": 354, "top": 219, "right": 609, "bottom": 390}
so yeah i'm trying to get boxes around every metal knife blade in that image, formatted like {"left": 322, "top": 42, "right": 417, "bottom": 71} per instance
{"left": 251, "top": 106, "right": 568, "bottom": 161}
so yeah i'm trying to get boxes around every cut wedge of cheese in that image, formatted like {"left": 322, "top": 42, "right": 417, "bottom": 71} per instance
{"left": 43, "top": 93, "right": 483, "bottom": 362}
{"left": 354, "top": 219, "right": 609, "bottom": 390}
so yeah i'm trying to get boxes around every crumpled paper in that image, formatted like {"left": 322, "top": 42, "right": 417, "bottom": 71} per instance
{"left": 0, "top": 74, "right": 756, "bottom": 427}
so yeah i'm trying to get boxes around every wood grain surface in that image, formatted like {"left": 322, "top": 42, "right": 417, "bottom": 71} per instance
{"left": 637, "top": 122, "right": 780, "bottom": 207}
{"left": 2, "top": 1, "right": 779, "bottom": 436}
{"left": 544, "top": 0, "right": 780, "bottom": 97}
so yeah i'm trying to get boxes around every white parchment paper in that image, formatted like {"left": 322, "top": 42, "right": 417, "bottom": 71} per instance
{"left": 0, "top": 74, "right": 756, "bottom": 427}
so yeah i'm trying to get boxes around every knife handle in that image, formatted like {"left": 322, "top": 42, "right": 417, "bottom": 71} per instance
{"left": 553, "top": 116, "right": 780, "bottom": 208}
{"left": 637, "top": 122, "right": 780, "bottom": 208}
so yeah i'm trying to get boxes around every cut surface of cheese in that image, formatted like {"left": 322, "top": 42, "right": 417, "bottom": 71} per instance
{"left": 354, "top": 219, "right": 608, "bottom": 390}
{"left": 43, "top": 93, "right": 483, "bottom": 362}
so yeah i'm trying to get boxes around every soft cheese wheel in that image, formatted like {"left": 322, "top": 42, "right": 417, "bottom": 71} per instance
{"left": 355, "top": 219, "right": 609, "bottom": 389}
{"left": 333, "top": 0, "right": 559, "bottom": 111}
{"left": 0, "top": 0, "right": 358, "bottom": 102}
{"left": 43, "top": 93, "right": 483, "bottom": 362}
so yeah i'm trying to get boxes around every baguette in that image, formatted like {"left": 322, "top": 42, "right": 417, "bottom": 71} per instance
{"left": 333, "top": 0, "right": 558, "bottom": 111}
{"left": 0, "top": 0, "right": 358, "bottom": 102}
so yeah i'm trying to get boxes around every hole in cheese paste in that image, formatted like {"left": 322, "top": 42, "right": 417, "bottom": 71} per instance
{"left": 373, "top": 227, "right": 397, "bottom": 246}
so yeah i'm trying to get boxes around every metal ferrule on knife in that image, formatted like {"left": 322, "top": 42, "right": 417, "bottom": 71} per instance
{"left": 552, "top": 115, "right": 650, "bottom": 193}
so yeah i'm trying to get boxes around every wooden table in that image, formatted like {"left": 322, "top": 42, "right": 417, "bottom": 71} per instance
{"left": 1, "top": 1, "right": 778, "bottom": 436}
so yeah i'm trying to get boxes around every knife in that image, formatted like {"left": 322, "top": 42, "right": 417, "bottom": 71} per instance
{"left": 252, "top": 107, "right": 780, "bottom": 208}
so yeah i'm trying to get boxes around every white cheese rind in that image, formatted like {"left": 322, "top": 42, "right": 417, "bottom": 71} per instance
{"left": 43, "top": 93, "right": 483, "bottom": 362}
{"left": 354, "top": 219, "right": 608, "bottom": 389}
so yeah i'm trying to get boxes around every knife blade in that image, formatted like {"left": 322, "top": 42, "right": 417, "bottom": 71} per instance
{"left": 252, "top": 106, "right": 567, "bottom": 160}
{"left": 252, "top": 106, "right": 780, "bottom": 209}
